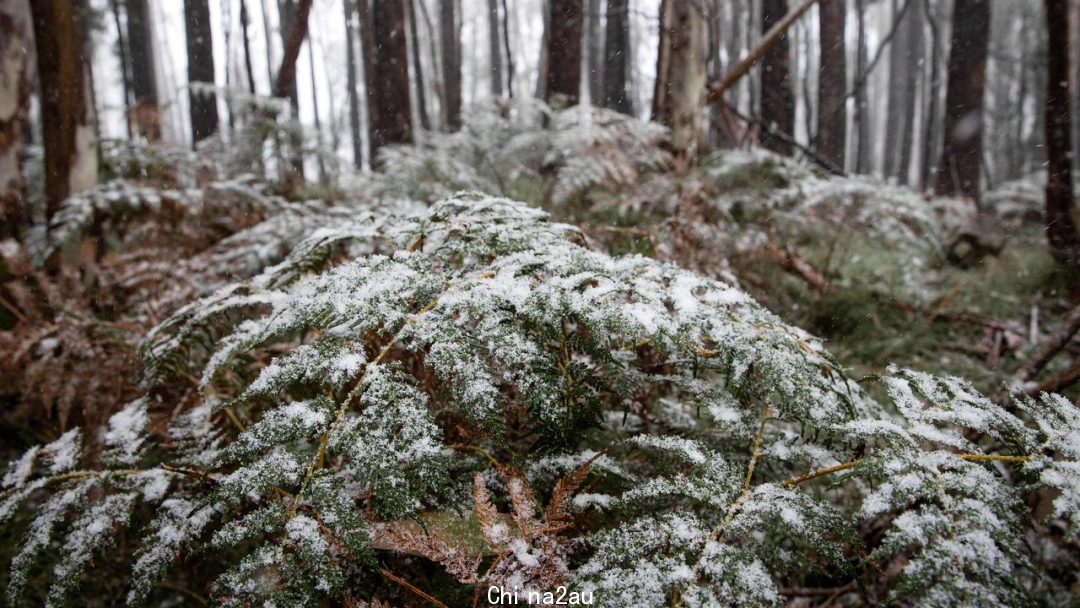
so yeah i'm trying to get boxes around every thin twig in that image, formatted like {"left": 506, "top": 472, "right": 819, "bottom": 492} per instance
{"left": 381, "top": 568, "right": 449, "bottom": 608}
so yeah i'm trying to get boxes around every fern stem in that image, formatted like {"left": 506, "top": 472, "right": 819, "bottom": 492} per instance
{"left": 381, "top": 568, "right": 449, "bottom": 608}
{"left": 448, "top": 444, "right": 498, "bottom": 466}
{"left": 781, "top": 460, "right": 861, "bottom": 487}
{"left": 958, "top": 454, "right": 1029, "bottom": 463}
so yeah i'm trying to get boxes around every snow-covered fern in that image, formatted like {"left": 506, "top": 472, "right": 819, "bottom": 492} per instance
{"left": 2, "top": 195, "right": 1078, "bottom": 606}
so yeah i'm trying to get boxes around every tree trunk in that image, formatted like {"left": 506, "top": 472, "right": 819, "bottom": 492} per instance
{"left": 126, "top": 0, "right": 160, "bottom": 141}
{"left": 240, "top": 0, "right": 257, "bottom": 94}
{"left": 546, "top": 0, "right": 584, "bottom": 106}
{"left": 1044, "top": 0, "right": 1080, "bottom": 265}
{"left": 440, "top": 0, "right": 461, "bottom": 130}
{"left": 408, "top": 0, "right": 431, "bottom": 130}
{"left": 884, "top": 0, "right": 917, "bottom": 180}
{"left": 370, "top": 0, "right": 412, "bottom": 162}
{"left": 357, "top": 0, "right": 378, "bottom": 159}
{"left": 919, "top": 0, "right": 940, "bottom": 190}
{"left": 536, "top": 0, "right": 550, "bottom": 99}
{"left": 586, "top": 0, "right": 603, "bottom": 104}
{"left": 184, "top": 0, "right": 219, "bottom": 144}
{"left": 653, "top": 0, "right": 705, "bottom": 157}
{"left": 108, "top": 0, "right": 132, "bottom": 137}
{"left": 934, "top": 0, "right": 990, "bottom": 205}
{"left": 502, "top": 0, "right": 514, "bottom": 98}
{"left": 307, "top": 35, "right": 327, "bottom": 183}
{"left": 275, "top": 0, "right": 312, "bottom": 185}
{"left": 853, "top": 0, "right": 870, "bottom": 173}
{"left": 344, "top": 0, "right": 362, "bottom": 167}
{"left": 487, "top": 0, "right": 503, "bottom": 97}
{"left": 259, "top": 0, "right": 276, "bottom": 87}
{"left": 602, "top": 0, "right": 632, "bottom": 114}
{"left": 0, "top": 0, "right": 33, "bottom": 238}
{"left": 30, "top": 0, "right": 98, "bottom": 222}
{"left": 760, "top": 0, "right": 795, "bottom": 155}
{"left": 815, "top": 0, "right": 846, "bottom": 169}
{"left": 896, "top": 0, "right": 923, "bottom": 184}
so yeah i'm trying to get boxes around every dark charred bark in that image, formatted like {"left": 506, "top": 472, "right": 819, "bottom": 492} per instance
{"left": 440, "top": 0, "right": 461, "bottom": 130}
{"left": 546, "top": 0, "right": 584, "bottom": 106}
{"left": 344, "top": 0, "right": 362, "bottom": 167}
{"left": 488, "top": 0, "right": 503, "bottom": 96}
{"left": 934, "top": 0, "right": 990, "bottom": 205}
{"left": 1044, "top": 0, "right": 1080, "bottom": 265}
{"left": 815, "top": 0, "right": 846, "bottom": 169}
{"left": 30, "top": 0, "right": 98, "bottom": 222}
{"left": 760, "top": 0, "right": 795, "bottom": 155}
{"left": 184, "top": 0, "right": 219, "bottom": 143}
{"left": 370, "top": 0, "right": 412, "bottom": 162}
{"left": 0, "top": 0, "right": 33, "bottom": 238}
{"left": 602, "top": 0, "right": 632, "bottom": 114}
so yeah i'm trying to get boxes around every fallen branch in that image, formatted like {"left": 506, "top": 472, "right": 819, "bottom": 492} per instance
{"left": 1010, "top": 303, "right": 1080, "bottom": 386}
{"left": 706, "top": 0, "right": 822, "bottom": 103}
{"left": 765, "top": 243, "right": 832, "bottom": 294}
{"left": 722, "top": 103, "right": 846, "bottom": 175}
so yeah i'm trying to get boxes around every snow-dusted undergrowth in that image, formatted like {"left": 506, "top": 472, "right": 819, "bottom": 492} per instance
{"left": 2, "top": 193, "right": 1078, "bottom": 606}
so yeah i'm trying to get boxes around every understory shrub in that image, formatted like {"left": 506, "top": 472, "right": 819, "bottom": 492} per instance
{"left": 2, "top": 194, "right": 1078, "bottom": 606}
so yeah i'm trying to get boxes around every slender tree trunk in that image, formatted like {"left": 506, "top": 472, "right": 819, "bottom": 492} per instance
{"left": 934, "top": 0, "right": 990, "bottom": 205}
{"left": 409, "top": 0, "right": 431, "bottom": 129}
{"left": 487, "top": 0, "right": 503, "bottom": 96}
{"left": 854, "top": 0, "right": 870, "bottom": 173}
{"left": 275, "top": 0, "right": 312, "bottom": 185}
{"left": 884, "top": 0, "right": 916, "bottom": 179}
{"left": 108, "top": 0, "right": 132, "bottom": 138}
{"left": 240, "top": 0, "right": 257, "bottom": 94}
{"left": 357, "top": 0, "right": 378, "bottom": 161}
{"left": 653, "top": 0, "right": 706, "bottom": 157}
{"left": 502, "top": 0, "right": 514, "bottom": 98}
{"left": 815, "top": 0, "right": 846, "bottom": 168}
{"left": 307, "top": 36, "right": 326, "bottom": 183}
{"left": 760, "top": 0, "right": 795, "bottom": 155}
{"left": 30, "top": 0, "right": 98, "bottom": 222}
{"left": 344, "top": 0, "right": 362, "bottom": 167}
{"left": 370, "top": 0, "right": 412, "bottom": 162}
{"left": 184, "top": 0, "right": 219, "bottom": 144}
{"left": 546, "top": 0, "right": 584, "bottom": 106}
{"left": 602, "top": 0, "right": 632, "bottom": 114}
{"left": 0, "top": 0, "right": 33, "bottom": 238}
{"left": 897, "top": 0, "right": 923, "bottom": 184}
{"left": 1044, "top": 0, "right": 1080, "bottom": 265}
{"left": 536, "top": 0, "right": 551, "bottom": 99}
{"left": 586, "top": 0, "right": 604, "bottom": 104}
{"left": 920, "top": 0, "right": 940, "bottom": 189}
{"left": 259, "top": 0, "right": 276, "bottom": 87}
{"left": 440, "top": 0, "right": 461, "bottom": 130}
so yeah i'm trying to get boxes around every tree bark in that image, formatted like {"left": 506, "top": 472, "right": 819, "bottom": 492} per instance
{"left": 884, "top": 0, "right": 916, "bottom": 180}
{"left": 536, "top": 0, "right": 550, "bottom": 99}
{"left": 108, "top": 0, "right": 132, "bottom": 137}
{"left": 370, "top": 0, "right": 412, "bottom": 162}
{"left": 307, "top": 34, "right": 326, "bottom": 183}
{"left": 896, "top": 0, "right": 923, "bottom": 184}
{"left": 934, "top": 0, "right": 990, "bottom": 205}
{"left": 602, "top": 0, "right": 632, "bottom": 114}
{"left": 586, "top": 0, "right": 603, "bottom": 104}
{"left": 344, "top": 0, "right": 362, "bottom": 167}
{"left": 184, "top": 0, "right": 219, "bottom": 144}
{"left": 357, "top": 0, "right": 378, "bottom": 157}
{"left": 240, "top": 0, "right": 257, "bottom": 94}
{"left": 502, "top": 0, "right": 514, "bottom": 98}
{"left": 546, "top": 0, "right": 584, "bottom": 106}
{"left": 273, "top": 0, "right": 312, "bottom": 100}
{"left": 1044, "top": 0, "right": 1080, "bottom": 265}
{"left": 853, "top": 0, "right": 870, "bottom": 173}
{"left": 0, "top": 0, "right": 33, "bottom": 238}
{"left": 440, "top": 0, "right": 461, "bottom": 130}
{"left": 815, "top": 0, "right": 846, "bottom": 169}
{"left": 760, "top": 0, "right": 795, "bottom": 155}
{"left": 126, "top": 0, "right": 156, "bottom": 105}
{"left": 488, "top": 0, "right": 503, "bottom": 97}
{"left": 653, "top": 0, "right": 705, "bottom": 157}
{"left": 30, "top": 0, "right": 98, "bottom": 222}
{"left": 408, "top": 0, "right": 431, "bottom": 130}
